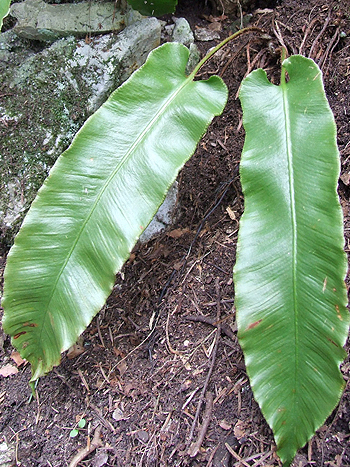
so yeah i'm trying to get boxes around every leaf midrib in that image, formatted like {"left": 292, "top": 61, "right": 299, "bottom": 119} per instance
{"left": 281, "top": 73, "right": 299, "bottom": 420}
{"left": 38, "top": 68, "right": 194, "bottom": 348}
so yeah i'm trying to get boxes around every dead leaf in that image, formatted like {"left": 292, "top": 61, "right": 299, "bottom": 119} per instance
{"left": 180, "top": 379, "right": 192, "bottom": 391}
{"left": 234, "top": 420, "right": 250, "bottom": 440}
{"left": 10, "top": 351, "right": 25, "bottom": 367}
{"left": 113, "top": 348, "right": 126, "bottom": 358}
{"left": 92, "top": 452, "right": 109, "bottom": 467}
{"left": 202, "top": 14, "right": 227, "bottom": 22}
{"left": 167, "top": 228, "right": 190, "bottom": 238}
{"left": 127, "top": 253, "right": 136, "bottom": 263}
{"left": 0, "top": 364, "right": 18, "bottom": 377}
{"left": 173, "top": 261, "right": 184, "bottom": 271}
{"left": 341, "top": 198, "right": 349, "bottom": 217}
{"left": 255, "top": 8, "right": 274, "bottom": 13}
{"left": 67, "top": 344, "right": 85, "bottom": 359}
{"left": 124, "top": 382, "right": 141, "bottom": 397}
{"left": 112, "top": 407, "right": 127, "bottom": 422}
{"left": 135, "top": 430, "right": 149, "bottom": 443}
{"left": 208, "top": 21, "right": 222, "bottom": 32}
{"left": 226, "top": 206, "right": 237, "bottom": 221}
{"left": 219, "top": 419, "right": 232, "bottom": 430}
{"left": 117, "top": 361, "right": 127, "bottom": 377}
{"left": 340, "top": 172, "right": 350, "bottom": 185}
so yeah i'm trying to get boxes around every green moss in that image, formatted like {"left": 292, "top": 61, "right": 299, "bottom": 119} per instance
{"left": 0, "top": 36, "right": 92, "bottom": 251}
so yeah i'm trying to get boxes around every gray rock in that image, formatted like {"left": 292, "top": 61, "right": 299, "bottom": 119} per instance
{"left": 168, "top": 18, "right": 199, "bottom": 74}
{"left": 140, "top": 182, "right": 178, "bottom": 243}
{"left": 194, "top": 28, "right": 221, "bottom": 41}
{"left": 0, "top": 441, "right": 15, "bottom": 466}
{"left": 172, "top": 17, "right": 194, "bottom": 47}
{"left": 186, "top": 43, "right": 201, "bottom": 74}
{"left": 164, "top": 23, "right": 175, "bottom": 37}
{"left": 0, "top": 29, "right": 34, "bottom": 63}
{"left": 10, "top": 0, "right": 143, "bottom": 42}
{"left": 0, "top": 18, "right": 161, "bottom": 249}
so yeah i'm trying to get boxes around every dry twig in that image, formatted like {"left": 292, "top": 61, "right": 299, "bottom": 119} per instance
{"left": 308, "top": 10, "right": 331, "bottom": 58}
{"left": 225, "top": 442, "right": 251, "bottom": 467}
{"left": 166, "top": 306, "right": 182, "bottom": 355}
{"left": 187, "top": 278, "right": 222, "bottom": 448}
{"left": 272, "top": 20, "right": 287, "bottom": 51}
{"left": 185, "top": 314, "right": 235, "bottom": 340}
{"left": 319, "top": 26, "right": 340, "bottom": 72}
{"left": 68, "top": 425, "right": 103, "bottom": 467}
{"left": 188, "top": 392, "right": 214, "bottom": 457}
{"left": 299, "top": 18, "right": 319, "bottom": 54}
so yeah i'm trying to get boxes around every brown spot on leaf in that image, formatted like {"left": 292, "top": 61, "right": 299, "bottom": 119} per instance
{"left": 23, "top": 322, "right": 38, "bottom": 327}
{"left": 327, "top": 337, "right": 338, "bottom": 347}
{"left": 335, "top": 304, "right": 343, "bottom": 321}
{"left": 247, "top": 319, "right": 262, "bottom": 330}
{"left": 14, "top": 331, "right": 26, "bottom": 339}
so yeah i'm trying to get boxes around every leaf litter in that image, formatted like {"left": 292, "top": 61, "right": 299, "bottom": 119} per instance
{"left": 0, "top": 0, "right": 350, "bottom": 465}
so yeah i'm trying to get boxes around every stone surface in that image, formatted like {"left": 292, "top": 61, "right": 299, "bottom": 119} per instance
{"left": 140, "top": 182, "right": 179, "bottom": 243}
{"left": 172, "top": 17, "right": 194, "bottom": 47}
{"left": 168, "top": 18, "right": 199, "bottom": 74}
{"left": 0, "top": 441, "right": 15, "bottom": 466}
{"left": 10, "top": 0, "right": 143, "bottom": 42}
{"left": 0, "top": 18, "right": 161, "bottom": 250}
{"left": 186, "top": 42, "right": 201, "bottom": 74}
{"left": 194, "top": 27, "right": 221, "bottom": 41}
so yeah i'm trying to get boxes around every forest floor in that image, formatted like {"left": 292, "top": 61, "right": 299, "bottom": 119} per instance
{"left": 1, "top": 0, "right": 350, "bottom": 465}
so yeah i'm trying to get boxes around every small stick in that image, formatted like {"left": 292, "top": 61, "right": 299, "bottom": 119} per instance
{"left": 188, "top": 392, "right": 214, "bottom": 457}
{"left": 185, "top": 315, "right": 235, "bottom": 340}
{"left": 308, "top": 10, "right": 331, "bottom": 59}
{"left": 166, "top": 306, "right": 181, "bottom": 355}
{"left": 187, "top": 279, "right": 222, "bottom": 447}
{"left": 68, "top": 425, "right": 103, "bottom": 467}
{"left": 225, "top": 442, "right": 250, "bottom": 467}
{"left": 319, "top": 26, "right": 340, "bottom": 72}
{"left": 251, "top": 449, "right": 274, "bottom": 466}
{"left": 97, "top": 317, "right": 105, "bottom": 348}
{"left": 206, "top": 444, "right": 220, "bottom": 467}
{"left": 90, "top": 403, "right": 116, "bottom": 433}
{"left": 219, "top": 42, "right": 247, "bottom": 77}
{"left": 35, "top": 389, "right": 41, "bottom": 425}
{"left": 77, "top": 369, "right": 90, "bottom": 393}
{"left": 299, "top": 17, "right": 318, "bottom": 55}
{"left": 272, "top": 20, "right": 287, "bottom": 51}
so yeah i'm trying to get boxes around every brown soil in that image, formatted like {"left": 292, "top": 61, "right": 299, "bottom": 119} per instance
{"left": 1, "top": 0, "right": 350, "bottom": 466}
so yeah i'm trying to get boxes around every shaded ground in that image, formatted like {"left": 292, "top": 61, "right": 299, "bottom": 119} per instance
{"left": 1, "top": 0, "right": 350, "bottom": 465}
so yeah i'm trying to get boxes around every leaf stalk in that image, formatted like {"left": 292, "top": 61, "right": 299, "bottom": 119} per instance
{"left": 189, "top": 27, "right": 265, "bottom": 79}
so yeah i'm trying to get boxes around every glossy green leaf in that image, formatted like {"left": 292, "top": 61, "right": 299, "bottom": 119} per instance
{"left": 127, "top": 0, "right": 177, "bottom": 16}
{"left": 78, "top": 418, "right": 86, "bottom": 428}
{"left": 0, "top": 0, "right": 11, "bottom": 29}
{"left": 2, "top": 42, "right": 228, "bottom": 382}
{"left": 235, "top": 55, "right": 349, "bottom": 466}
